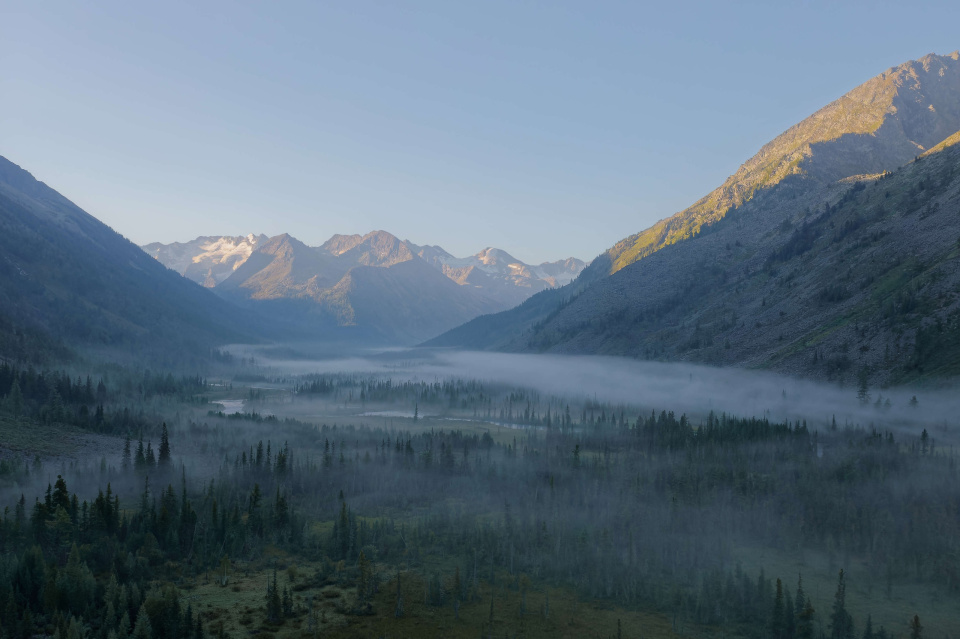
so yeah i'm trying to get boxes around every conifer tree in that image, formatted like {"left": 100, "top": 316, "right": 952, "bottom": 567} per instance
{"left": 909, "top": 615, "right": 923, "bottom": 639}
{"left": 358, "top": 550, "right": 370, "bottom": 602}
{"left": 266, "top": 569, "right": 282, "bottom": 622}
{"left": 132, "top": 604, "right": 152, "bottom": 639}
{"left": 135, "top": 436, "right": 146, "bottom": 471}
{"left": 158, "top": 422, "right": 171, "bottom": 467}
{"left": 771, "top": 578, "right": 785, "bottom": 639}
{"left": 145, "top": 442, "right": 156, "bottom": 468}
{"left": 830, "top": 569, "right": 854, "bottom": 639}
{"left": 7, "top": 378, "right": 23, "bottom": 417}
{"left": 395, "top": 572, "right": 404, "bottom": 618}
{"left": 796, "top": 574, "right": 814, "bottom": 639}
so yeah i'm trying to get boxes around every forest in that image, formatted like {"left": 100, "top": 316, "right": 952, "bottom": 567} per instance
{"left": 0, "top": 356, "right": 958, "bottom": 639}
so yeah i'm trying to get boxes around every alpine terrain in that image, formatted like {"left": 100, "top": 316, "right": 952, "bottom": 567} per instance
{"left": 429, "top": 51, "right": 960, "bottom": 384}
{"left": 144, "top": 231, "right": 584, "bottom": 344}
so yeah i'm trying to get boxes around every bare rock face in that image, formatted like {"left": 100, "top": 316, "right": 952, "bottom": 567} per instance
{"left": 142, "top": 234, "right": 268, "bottom": 287}
{"left": 607, "top": 52, "right": 960, "bottom": 273}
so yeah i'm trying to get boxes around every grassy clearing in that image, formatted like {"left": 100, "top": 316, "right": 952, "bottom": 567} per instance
{"left": 734, "top": 545, "right": 960, "bottom": 637}
{"left": 0, "top": 414, "right": 117, "bottom": 461}
{"left": 181, "top": 552, "right": 684, "bottom": 639}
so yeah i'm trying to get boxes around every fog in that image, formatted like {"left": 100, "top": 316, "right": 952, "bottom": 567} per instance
{"left": 229, "top": 345, "right": 960, "bottom": 443}
{"left": 5, "top": 343, "right": 960, "bottom": 638}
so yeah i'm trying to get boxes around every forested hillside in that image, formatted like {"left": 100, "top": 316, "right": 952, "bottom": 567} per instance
{"left": 1, "top": 365, "right": 956, "bottom": 638}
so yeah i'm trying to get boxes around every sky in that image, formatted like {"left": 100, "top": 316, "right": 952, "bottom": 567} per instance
{"left": 1, "top": 1, "right": 958, "bottom": 264}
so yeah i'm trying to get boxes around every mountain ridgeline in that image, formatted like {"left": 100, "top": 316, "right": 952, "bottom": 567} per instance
{"left": 430, "top": 51, "right": 960, "bottom": 384}
{"left": 144, "top": 232, "right": 585, "bottom": 345}
{"left": 0, "top": 157, "right": 268, "bottom": 367}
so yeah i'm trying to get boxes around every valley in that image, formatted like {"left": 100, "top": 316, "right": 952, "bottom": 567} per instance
{"left": 2, "top": 34, "right": 960, "bottom": 639}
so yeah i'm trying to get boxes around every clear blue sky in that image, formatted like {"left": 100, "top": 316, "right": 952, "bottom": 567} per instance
{"left": 2, "top": 1, "right": 958, "bottom": 263}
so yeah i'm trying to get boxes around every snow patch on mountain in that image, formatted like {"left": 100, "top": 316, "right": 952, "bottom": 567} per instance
{"left": 145, "top": 232, "right": 587, "bottom": 298}
{"left": 195, "top": 234, "right": 261, "bottom": 267}
{"left": 142, "top": 234, "right": 267, "bottom": 287}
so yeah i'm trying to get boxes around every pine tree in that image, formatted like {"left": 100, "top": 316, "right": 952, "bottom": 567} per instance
{"left": 158, "top": 423, "right": 171, "bottom": 467}
{"left": 395, "top": 572, "right": 404, "bottom": 618}
{"left": 132, "top": 604, "right": 152, "bottom": 639}
{"left": 772, "top": 578, "right": 785, "bottom": 639}
{"left": 857, "top": 370, "right": 871, "bottom": 405}
{"left": 830, "top": 569, "right": 854, "bottom": 639}
{"left": 145, "top": 442, "right": 156, "bottom": 468}
{"left": 794, "top": 574, "right": 806, "bottom": 620}
{"left": 358, "top": 550, "right": 370, "bottom": 602}
{"left": 135, "top": 436, "right": 146, "bottom": 471}
{"left": 52, "top": 475, "right": 71, "bottom": 512}
{"left": 909, "top": 615, "right": 922, "bottom": 639}
{"left": 7, "top": 378, "right": 23, "bottom": 417}
{"left": 796, "top": 574, "right": 814, "bottom": 639}
{"left": 785, "top": 590, "right": 796, "bottom": 639}
{"left": 47, "top": 388, "right": 65, "bottom": 423}
{"left": 122, "top": 435, "right": 132, "bottom": 472}
{"left": 266, "top": 569, "right": 282, "bottom": 622}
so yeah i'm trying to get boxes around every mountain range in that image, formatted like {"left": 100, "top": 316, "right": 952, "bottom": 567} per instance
{"left": 430, "top": 51, "right": 960, "bottom": 384}
{"left": 4, "top": 51, "right": 960, "bottom": 383}
{"left": 143, "top": 232, "right": 585, "bottom": 344}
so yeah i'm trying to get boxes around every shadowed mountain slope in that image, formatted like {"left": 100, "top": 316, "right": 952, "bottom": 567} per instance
{"left": 429, "top": 52, "right": 960, "bottom": 384}
{"left": 0, "top": 156, "right": 264, "bottom": 366}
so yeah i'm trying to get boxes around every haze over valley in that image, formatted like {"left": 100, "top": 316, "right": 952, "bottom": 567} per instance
{"left": 2, "top": 5, "right": 960, "bottom": 637}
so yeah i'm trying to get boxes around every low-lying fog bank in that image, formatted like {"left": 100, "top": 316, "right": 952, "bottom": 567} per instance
{"left": 226, "top": 345, "right": 960, "bottom": 442}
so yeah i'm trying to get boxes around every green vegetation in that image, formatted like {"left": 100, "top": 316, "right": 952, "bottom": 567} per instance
{"left": 1, "top": 364, "right": 957, "bottom": 638}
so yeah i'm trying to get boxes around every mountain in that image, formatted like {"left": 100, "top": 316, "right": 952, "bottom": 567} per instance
{"left": 142, "top": 234, "right": 268, "bottom": 287}
{"left": 429, "top": 52, "right": 960, "bottom": 384}
{"left": 605, "top": 51, "right": 960, "bottom": 274}
{"left": 144, "top": 230, "right": 585, "bottom": 344}
{"left": 0, "top": 156, "right": 264, "bottom": 367}
{"left": 407, "top": 244, "right": 585, "bottom": 307}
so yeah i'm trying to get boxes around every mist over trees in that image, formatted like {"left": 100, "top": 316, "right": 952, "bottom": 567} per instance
{"left": 1, "top": 357, "right": 957, "bottom": 638}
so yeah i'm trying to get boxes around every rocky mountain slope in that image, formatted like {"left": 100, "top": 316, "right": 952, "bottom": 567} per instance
{"left": 145, "top": 230, "right": 584, "bottom": 344}
{"left": 142, "top": 234, "right": 268, "bottom": 287}
{"left": 604, "top": 52, "right": 960, "bottom": 274}
{"left": 430, "top": 52, "right": 960, "bottom": 384}
{"left": 0, "top": 156, "right": 264, "bottom": 366}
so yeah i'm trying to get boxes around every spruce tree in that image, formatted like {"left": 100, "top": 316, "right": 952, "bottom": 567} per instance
{"left": 796, "top": 574, "right": 815, "bottom": 639}
{"left": 830, "top": 569, "right": 854, "bottom": 639}
{"left": 158, "top": 423, "right": 171, "bottom": 467}
{"left": 769, "top": 577, "right": 785, "bottom": 638}
{"left": 145, "top": 442, "right": 156, "bottom": 468}
{"left": 135, "top": 436, "right": 146, "bottom": 471}
{"left": 266, "top": 570, "right": 282, "bottom": 622}
{"left": 7, "top": 378, "right": 23, "bottom": 417}
{"left": 909, "top": 615, "right": 922, "bottom": 639}
{"left": 132, "top": 604, "right": 152, "bottom": 639}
